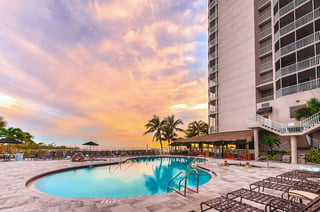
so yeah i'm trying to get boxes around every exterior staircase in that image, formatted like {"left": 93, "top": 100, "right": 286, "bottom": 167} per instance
{"left": 247, "top": 112, "right": 320, "bottom": 137}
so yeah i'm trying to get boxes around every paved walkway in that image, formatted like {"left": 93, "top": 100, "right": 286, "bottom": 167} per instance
{"left": 0, "top": 157, "right": 319, "bottom": 212}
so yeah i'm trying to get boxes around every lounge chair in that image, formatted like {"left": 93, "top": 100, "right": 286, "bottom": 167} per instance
{"left": 267, "top": 192, "right": 320, "bottom": 212}
{"left": 226, "top": 188, "right": 305, "bottom": 211}
{"left": 249, "top": 180, "right": 291, "bottom": 192}
{"left": 200, "top": 196, "right": 264, "bottom": 212}
{"left": 262, "top": 177, "right": 320, "bottom": 193}
{"left": 277, "top": 170, "right": 320, "bottom": 181}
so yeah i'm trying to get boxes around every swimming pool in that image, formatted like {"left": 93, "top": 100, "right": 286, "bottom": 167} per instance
{"left": 34, "top": 157, "right": 212, "bottom": 198}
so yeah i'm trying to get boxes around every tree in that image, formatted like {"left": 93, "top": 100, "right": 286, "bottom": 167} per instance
{"left": 185, "top": 120, "right": 208, "bottom": 138}
{"left": 0, "top": 117, "right": 6, "bottom": 128}
{"left": 143, "top": 115, "right": 166, "bottom": 154}
{"left": 0, "top": 127, "right": 35, "bottom": 144}
{"left": 261, "top": 135, "right": 280, "bottom": 152}
{"left": 295, "top": 98, "right": 320, "bottom": 120}
{"left": 162, "top": 115, "right": 184, "bottom": 148}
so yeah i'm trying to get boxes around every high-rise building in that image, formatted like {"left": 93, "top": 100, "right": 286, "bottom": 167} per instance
{"left": 208, "top": 0, "right": 320, "bottom": 163}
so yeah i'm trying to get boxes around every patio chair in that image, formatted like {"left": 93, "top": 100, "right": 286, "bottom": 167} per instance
{"left": 200, "top": 196, "right": 264, "bottom": 212}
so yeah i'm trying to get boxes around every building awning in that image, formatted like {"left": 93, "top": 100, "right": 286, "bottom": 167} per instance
{"left": 172, "top": 130, "right": 253, "bottom": 145}
{"left": 256, "top": 106, "right": 272, "bottom": 114}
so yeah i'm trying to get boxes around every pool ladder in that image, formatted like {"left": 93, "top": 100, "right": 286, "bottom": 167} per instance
{"left": 167, "top": 168, "right": 199, "bottom": 197}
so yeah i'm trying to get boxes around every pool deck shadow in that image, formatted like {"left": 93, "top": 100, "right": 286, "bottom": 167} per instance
{"left": 0, "top": 157, "right": 319, "bottom": 212}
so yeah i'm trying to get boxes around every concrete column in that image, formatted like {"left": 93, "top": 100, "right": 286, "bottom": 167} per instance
{"left": 290, "top": 136, "right": 297, "bottom": 164}
{"left": 254, "top": 128, "right": 259, "bottom": 160}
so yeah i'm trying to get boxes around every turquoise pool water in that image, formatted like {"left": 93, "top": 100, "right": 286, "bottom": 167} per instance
{"left": 35, "top": 157, "right": 211, "bottom": 198}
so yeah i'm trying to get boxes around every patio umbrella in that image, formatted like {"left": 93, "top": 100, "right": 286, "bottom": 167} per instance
{"left": 0, "top": 138, "right": 22, "bottom": 160}
{"left": 0, "top": 137, "right": 23, "bottom": 144}
{"left": 82, "top": 141, "right": 99, "bottom": 154}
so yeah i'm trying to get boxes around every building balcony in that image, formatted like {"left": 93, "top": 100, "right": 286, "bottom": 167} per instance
{"left": 209, "top": 52, "right": 217, "bottom": 60}
{"left": 259, "top": 77, "right": 273, "bottom": 85}
{"left": 209, "top": 92, "right": 218, "bottom": 101}
{"left": 260, "top": 44, "right": 272, "bottom": 56}
{"left": 209, "top": 79, "right": 218, "bottom": 87}
{"left": 258, "top": 0, "right": 270, "bottom": 9}
{"left": 209, "top": 127, "right": 218, "bottom": 134}
{"left": 276, "top": 31, "right": 320, "bottom": 60}
{"left": 259, "top": 27, "right": 272, "bottom": 40}
{"left": 209, "top": 0, "right": 217, "bottom": 9}
{"left": 209, "top": 65, "right": 217, "bottom": 74}
{"left": 259, "top": 95, "right": 274, "bottom": 103}
{"left": 274, "top": 30, "right": 280, "bottom": 42}
{"left": 209, "top": 26, "right": 217, "bottom": 34}
{"left": 260, "top": 61, "right": 273, "bottom": 72}
{"left": 279, "top": 0, "right": 309, "bottom": 18}
{"left": 280, "top": 8, "right": 320, "bottom": 37}
{"left": 276, "top": 78, "right": 320, "bottom": 98}
{"left": 209, "top": 12, "right": 217, "bottom": 22}
{"left": 209, "top": 38, "right": 217, "bottom": 46}
{"left": 276, "top": 54, "right": 320, "bottom": 79}
{"left": 259, "top": 12, "right": 271, "bottom": 24}
{"left": 209, "top": 107, "right": 219, "bottom": 115}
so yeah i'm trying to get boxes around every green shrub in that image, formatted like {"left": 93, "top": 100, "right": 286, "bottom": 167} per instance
{"left": 306, "top": 150, "right": 320, "bottom": 163}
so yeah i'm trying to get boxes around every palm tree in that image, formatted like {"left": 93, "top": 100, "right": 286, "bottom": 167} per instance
{"left": 143, "top": 115, "right": 166, "bottom": 154}
{"left": 295, "top": 98, "right": 320, "bottom": 120}
{"left": 185, "top": 120, "right": 208, "bottom": 138}
{"left": 0, "top": 117, "right": 6, "bottom": 128}
{"left": 261, "top": 135, "right": 280, "bottom": 152}
{"left": 0, "top": 127, "right": 34, "bottom": 144}
{"left": 162, "top": 115, "right": 184, "bottom": 147}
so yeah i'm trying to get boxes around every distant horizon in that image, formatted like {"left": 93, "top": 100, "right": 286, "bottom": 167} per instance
{"left": 0, "top": 0, "right": 208, "bottom": 148}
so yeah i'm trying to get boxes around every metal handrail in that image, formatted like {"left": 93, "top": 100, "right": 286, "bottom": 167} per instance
{"left": 178, "top": 169, "right": 199, "bottom": 195}
{"left": 167, "top": 168, "right": 200, "bottom": 197}
{"left": 249, "top": 111, "right": 320, "bottom": 135}
{"left": 167, "top": 171, "right": 185, "bottom": 193}
{"left": 255, "top": 156, "right": 269, "bottom": 168}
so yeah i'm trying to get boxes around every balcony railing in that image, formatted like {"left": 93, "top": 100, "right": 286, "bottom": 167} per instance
{"left": 209, "top": 92, "right": 218, "bottom": 100}
{"left": 209, "top": 65, "right": 217, "bottom": 73}
{"left": 209, "top": 79, "right": 218, "bottom": 87}
{"left": 279, "top": 0, "right": 308, "bottom": 17}
{"left": 209, "top": 107, "right": 219, "bottom": 114}
{"left": 209, "top": 52, "right": 217, "bottom": 60}
{"left": 209, "top": 26, "right": 217, "bottom": 34}
{"left": 279, "top": 1, "right": 294, "bottom": 16}
{"left": 280, "top": 8, "right": 320, "bottom": 36}
{"left": 260, "top": 61, "right": 273, "bottom": 72}
{"left": 277, "top": 31, "right": 319, "bottom": 57}
{"left": 259, "top": 95, "right": 274, "bottom": 103}
{"left": 209, "top": 38, "right": 217, "bottom": 46}
{"left": 258, "top": 0, "right": 269, "bottom": 8}
{"left": 259, "top": 27, "right": 272, "bottom": 39}
{"left": 209, "top": 0, "right": 217, "bottom": 9}
{"left": 276, "top": 78, "right": 320, "bottom": 97}
{"left": 259, "top": 77, "right": 273, "bottom": 85}
{"left": 274, "top": 11, "right": 279, "bottom": 22}
{"left": 209, "top": 12, "right": 217, "bottom": 22}
{"left": 274, "top": 30, "right": 280, "bottom": 41}
{"left": 259, "top": 11, "right": 271, "bottom": 24}
{"left": 260, "top": 44, "right": 272, "bottom": 55}
{"left": 276, "top": 54, "right": 320, "bottom": 78}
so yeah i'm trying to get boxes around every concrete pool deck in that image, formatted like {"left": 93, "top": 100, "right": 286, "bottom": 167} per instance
{"left": 0, "top": 157, "right": 319, "bottom": 212}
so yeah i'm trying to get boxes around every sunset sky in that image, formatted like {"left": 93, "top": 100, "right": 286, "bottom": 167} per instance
{"left": 0, "top": 0, "right": 208, "bottom": 149}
